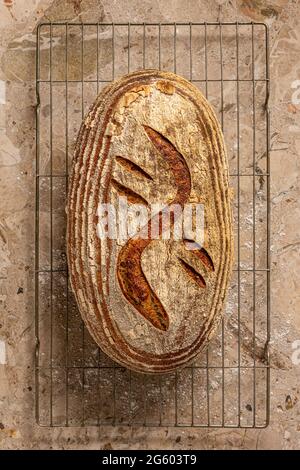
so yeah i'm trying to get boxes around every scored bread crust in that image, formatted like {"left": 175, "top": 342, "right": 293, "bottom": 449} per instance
{"left": 67, "top": 69, "right": 233, "bottom": 373}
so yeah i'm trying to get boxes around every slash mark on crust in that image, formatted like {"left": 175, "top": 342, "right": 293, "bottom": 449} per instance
{"left": 115, "top": 156, "right": 153, "bottom": 181}
{"left": 114, "top": 125, "right": 212, "bottom": 331}
{"left": 111, "top": 178, "right": 149, "bottom": 206}
{"left": 183, "top": 239, "right": 215, "bottom": 272}
{"left": 178, "top": 258, "right": 206, "bottom": 288}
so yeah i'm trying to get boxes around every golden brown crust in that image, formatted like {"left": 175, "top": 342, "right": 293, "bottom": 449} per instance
{"left": 67, "top": 69, "right": 234, "bottom": 373}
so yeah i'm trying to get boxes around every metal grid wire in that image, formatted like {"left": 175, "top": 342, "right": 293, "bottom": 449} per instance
{"left": 35, "top": 22, "right": 270, "bottom": 427}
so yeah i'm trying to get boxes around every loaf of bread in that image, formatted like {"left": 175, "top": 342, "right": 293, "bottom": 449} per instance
{"left": 67, "top": 69, "right": 233, "bottom": 373}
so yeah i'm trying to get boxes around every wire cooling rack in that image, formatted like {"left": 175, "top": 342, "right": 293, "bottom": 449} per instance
{"left": 35, "top": 22, "right": 270, "bottom": 427}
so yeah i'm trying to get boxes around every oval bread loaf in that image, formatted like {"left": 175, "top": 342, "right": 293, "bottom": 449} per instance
{"left": 67, "top": 69, "right": 233, "bottom": 373}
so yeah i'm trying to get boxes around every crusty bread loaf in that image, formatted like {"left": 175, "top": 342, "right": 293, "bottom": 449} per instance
{"left": 67, "top": 69, "right": 233, "bottom": 373}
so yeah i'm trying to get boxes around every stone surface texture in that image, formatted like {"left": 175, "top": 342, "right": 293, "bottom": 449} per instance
{"left": 0, "top": 0, "right": 300, "bottom": 450}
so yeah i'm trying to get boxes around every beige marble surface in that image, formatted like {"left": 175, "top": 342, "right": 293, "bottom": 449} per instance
{"left": 0, "top": 0, "right": 300, "bottom": 450}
